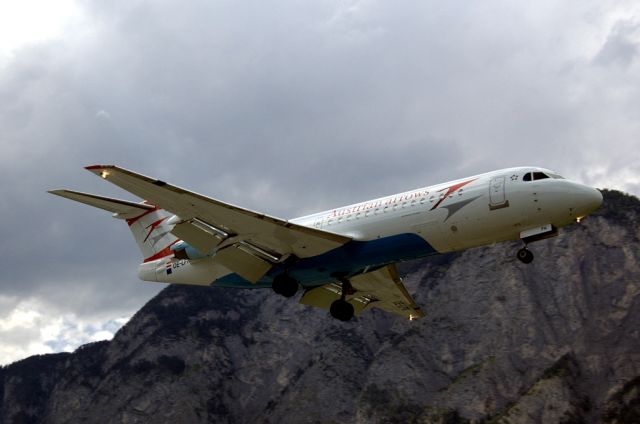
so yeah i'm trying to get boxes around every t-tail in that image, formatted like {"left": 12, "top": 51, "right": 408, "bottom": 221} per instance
{"left": 48, "top": 189, "right": 178, "bottom": 262}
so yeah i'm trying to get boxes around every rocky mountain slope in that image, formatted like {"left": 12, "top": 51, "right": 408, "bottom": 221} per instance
{"left": 1, "top": 190, "right": 639, "bottom": 424}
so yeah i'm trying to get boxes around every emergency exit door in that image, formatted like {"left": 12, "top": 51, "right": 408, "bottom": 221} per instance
{"left": 489, "top": 176, "right": 509, "bottom": 210}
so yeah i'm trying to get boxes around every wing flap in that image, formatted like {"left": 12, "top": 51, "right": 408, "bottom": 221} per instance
{"left": 48, "top": 189, "right": 154, "bottom": 219}
{"left": 351, "top": 264, "right": 424, "bottom": 319}
{"left": 214, "top": 246, "right": 272, "bottom": 283}
{"left": 171, "top": 221, "right": 223, "bottom": 253}
{"left": 299, "top": 283, "right": 369, "bottom": 315}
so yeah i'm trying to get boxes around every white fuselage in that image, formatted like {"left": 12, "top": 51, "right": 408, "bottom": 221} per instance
{"left": 290, "top": 166, "right": 600, "bottom": 252}
{"left": 139, "top": 166, "right": 602, "bottom": 287}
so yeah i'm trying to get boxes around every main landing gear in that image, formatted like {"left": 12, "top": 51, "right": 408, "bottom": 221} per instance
{"left": 271, "top": 273, "right": 355, "bottom": 321}
{"left": 330, "top": 299, "right": 354, "bottom": 321}
{"left": 330, "top": 278, "right": 355, "bottom": 322}
{"left": 272, "top": 274, "right": 298, "bottom": 298}
{"left": 517, "top": 246, "right": 534, "bottom": 264}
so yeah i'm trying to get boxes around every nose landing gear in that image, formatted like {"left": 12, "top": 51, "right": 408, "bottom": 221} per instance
{"left": 516, "top": 224, "right": 557, "bottom": 264}
{"left": 517, "top": 247, "right": 534, "bottom": 264}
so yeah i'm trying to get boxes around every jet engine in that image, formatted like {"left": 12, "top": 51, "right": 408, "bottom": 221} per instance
{"left": 170, "top": 241, "right": 208, "bottom": 260}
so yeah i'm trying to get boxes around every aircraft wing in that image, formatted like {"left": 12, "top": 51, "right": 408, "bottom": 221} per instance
{"left": 84, "top": 165, "right": 350, "bottom": 282}
{"left": 299, "top": 264, "right": 425, "bottom": 320}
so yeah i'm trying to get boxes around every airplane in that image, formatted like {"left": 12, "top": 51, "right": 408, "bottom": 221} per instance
{"left": 49, "top": 165, "right": 602, "bottom": 322}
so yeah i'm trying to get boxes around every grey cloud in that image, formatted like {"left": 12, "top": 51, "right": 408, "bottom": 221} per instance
{"left": 1, "top": 0, "right": 640, "bottom": 363}
{"left": 0, "top": 325, "right": 42, "bottom": 351}
{"left": 594, "top": 21, "right": 640, "bottom": 67}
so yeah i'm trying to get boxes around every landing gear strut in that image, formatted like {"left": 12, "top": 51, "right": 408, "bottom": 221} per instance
{"left": 517, "top": 247, "right": 534, "bottom": 264}
{"left": 272, "top": 274, "right": 298, "bottom": 298}
{"left": 330, "top": 278, "right": 355, "bottom": 321}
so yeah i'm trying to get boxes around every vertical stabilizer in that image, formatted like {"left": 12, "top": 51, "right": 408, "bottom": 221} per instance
{"left": 126, "top": 207, "right": 179, "bottom": 262}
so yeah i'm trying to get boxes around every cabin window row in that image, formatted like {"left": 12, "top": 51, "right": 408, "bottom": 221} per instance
{"left": 321, "top": 188, "right": 465, "bottom": 226}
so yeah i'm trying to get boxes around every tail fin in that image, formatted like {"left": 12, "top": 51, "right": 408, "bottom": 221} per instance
{"left": 49, "top": 189, "right": 179, "bottom": 262}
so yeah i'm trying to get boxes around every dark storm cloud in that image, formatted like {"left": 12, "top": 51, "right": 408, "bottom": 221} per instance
{"left": 1, "top": 0, "right": 639, "bottom": 362}
{"left": 0, "top": 0, "right": 467, "bottom": 318}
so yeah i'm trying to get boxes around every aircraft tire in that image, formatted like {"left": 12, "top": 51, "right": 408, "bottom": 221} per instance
{"left": 272, "top": 274, "right": 298, "bottom": 298}
{"left": 517, "top": 248, "right": 534, "bottom": 264}
{"left": 330, "top": 299, "right": 354, "bottom": 321}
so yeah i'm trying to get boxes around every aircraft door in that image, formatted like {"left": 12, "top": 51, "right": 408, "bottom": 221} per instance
{"left": 489, "top": 176, "right": 509, "bottom": 210}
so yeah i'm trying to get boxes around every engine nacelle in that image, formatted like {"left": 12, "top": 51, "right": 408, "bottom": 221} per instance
{"left": 170, "top": 241, "right": 208, "bottom": 260}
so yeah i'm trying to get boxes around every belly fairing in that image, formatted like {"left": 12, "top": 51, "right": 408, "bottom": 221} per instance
{"left": 212, "top": 233, "right": 437, "bottom": 288}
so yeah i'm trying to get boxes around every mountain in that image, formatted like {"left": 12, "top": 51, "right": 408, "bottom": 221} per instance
{"left": 2, "top": 190, "right": 639, "bottom": 424}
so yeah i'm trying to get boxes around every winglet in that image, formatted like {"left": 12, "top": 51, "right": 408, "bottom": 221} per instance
{"left": 85, "top": 165, "right": 117, "bottom": 180}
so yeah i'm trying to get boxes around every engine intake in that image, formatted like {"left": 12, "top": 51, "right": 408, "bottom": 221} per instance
{"left": 170, "top": 241, "right": 207, "bottom": 260}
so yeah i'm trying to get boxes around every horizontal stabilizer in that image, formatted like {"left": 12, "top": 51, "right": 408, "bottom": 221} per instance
{"left": 48, "top": 189, "right": 155, "bottom": 219}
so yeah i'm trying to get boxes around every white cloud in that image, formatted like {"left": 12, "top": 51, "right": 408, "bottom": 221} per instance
{"left": 0, "top": 297, "right": 130, "bottom": 365}
{"left": 0, "top": 302, "right": 42, "bottom": 331}
{"left": 89, "top": 330, "right": 115, "bottom": 342}
{"left": 0, "top": 0, "right": 82, "bottom": 64}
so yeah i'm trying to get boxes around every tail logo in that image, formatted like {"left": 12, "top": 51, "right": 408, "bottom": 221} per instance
{"left": 429, "top": 178, "right": 481, "bottom": 221}
{"left": 143, "top": 217, "right": 171, "bottom": 246}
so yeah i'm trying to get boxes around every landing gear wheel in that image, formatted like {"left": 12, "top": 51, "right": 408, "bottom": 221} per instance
{"left": 272, "top": 274, "right": 298, "bottom": 298}
{"left": 330, "top": 299, "right": 354, "bottom": 321}
{"left": 517, "top": 247, "right": 534, "bottom": 264}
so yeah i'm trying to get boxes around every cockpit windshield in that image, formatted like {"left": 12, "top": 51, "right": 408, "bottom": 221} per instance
{"left": 548, "top": 173, "right": 564, "bottom": 179}
{"left": 522, "top": 171, "right": 564, "bottom": 181}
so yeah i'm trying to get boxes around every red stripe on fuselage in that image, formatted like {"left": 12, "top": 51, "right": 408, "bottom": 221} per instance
{"left": 430, "top": 178, "right": 477, "bottom": 211}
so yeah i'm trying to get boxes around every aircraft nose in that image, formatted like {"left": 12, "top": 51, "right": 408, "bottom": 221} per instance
{"left": 576, "top": 185, "right": 603, "bottom": 216}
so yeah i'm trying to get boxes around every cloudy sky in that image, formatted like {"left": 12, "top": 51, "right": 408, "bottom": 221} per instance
{"left": 1, "top": 0, "right": 639, "bottom": 365}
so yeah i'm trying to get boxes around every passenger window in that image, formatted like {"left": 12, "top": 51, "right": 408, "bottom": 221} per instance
{"left": 523, "top": 173, "right": 532, "bottom": 182}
